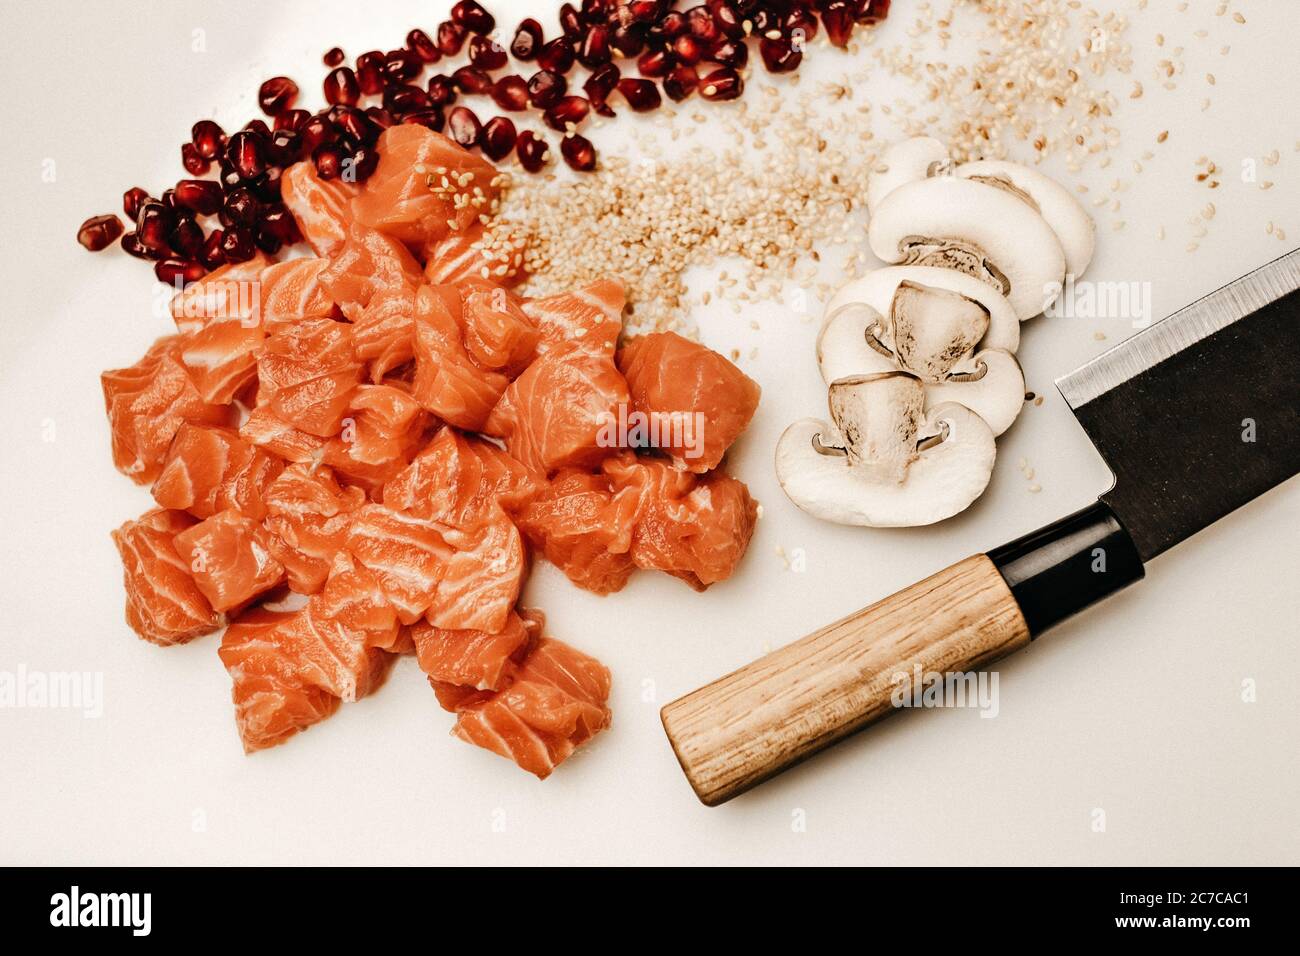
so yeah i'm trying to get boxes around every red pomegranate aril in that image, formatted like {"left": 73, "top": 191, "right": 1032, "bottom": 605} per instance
{"left": 401, "top": 108, "right": 445, "bottom": 132}
{"left": 427, "top": 74, "right": 458, "bottom": 106}
{"left": 558, "top": 4, "right": 583, "bottom": 39}
{"left": 122, "top": 232, "right": 165, "bottom": 261}
{"left": 365, "top": 106, "right": 397, "bottom": 129}
{"left": 220, "top": 227, "right": 256, "bottom": 263}
{"left": 226, "top": 130, "right": 268, "bottom": 180}
{"left": 324, "top": 47, "right": 345, "bottom": 67}
{"left": 452, "top": 1, "right": 495, "bottom": 35}
{"left": 663, "top": 64, "right": 699, "bottom": 101}
{"left": 333, "top": 106, "right": 377, "bottom": 145}
{"left": 822, "top": 3, "right": 855, "bottom": 48}
{"left": 324, "top": 66, "right": 360, "bottom": 106}
{"left": 492, "top": 75, "right": 530, "bottom": 111}
{"left": 537, "top": 37, "right": 576, "bottom": 74}
{"left": 268, "top": 128, "right": 302, "bottom": 165}
{"left": 708, "top": 0, "right": 744, "bottom": 38}
{"left": 611, "top": 25, "right": 647, "bottom": 58}
{"left": 447, "top": 106, "right": 483, "bottom": 148}
{"left": 384, "top": 48, "right": 422, "bottom": 82}
{"left": 259, "top": 204, "right": 301, "bottom": 245}
{"left": 437, "top": 20, "right": 468, "bottom": 56}
{"left": 468, "top": 35, "right": 508, "bottom": 70}
{"left": 527, "top": 69, "right": 567, "bottom": 108}
{"left": 481, "top": 116, "right": 518, "bottom": 161}
{"left": 251, "top": 167, "right": 283, "bottom": 204}
{"left": 136, "top": 202, "right": 174, "bottom": 252}
{"left": 299, "top": 115, "right": 336, "bottom": 155}
{"left": 710, "top": 39, "right": 748, "bottom": 67}
{"left": 759, "top": 36, "right": 802, "bottom": 73}
{"left": 584, "top": 64, "right": 621, "bottom": 116}
{"left": 190, "top": 120, "right": 226, "bottom": 160}
{"left": 785, "top": 9, "right": 819, "bottom": 44}
{"left": 628, "top": 0, "right": 666, "bottom": 23}
{"left": 243, "top": 118, "right": 272, "bottom": 137}
{"left": 221, "top": 187, "right": 261, "bottom": 227}
{"left": 383, "top": 84, "right": 432, "bottom": 115}
{"left": 560, "top": 133, "right": 596, "bottom": 171}
{"left": 516, "top": 130, "right": 550, "bottom": 172}
{"left": 511, "top": 19, "right": 544, "bottom": 60}
{"left": 313, "top": 143, "right": 345, "bottom": 180}
{"left": 856, "top": 0, "right": 892, "bottom": 25}
{"left": 617, "top": 77, "right": 662, "bottom": 111}
{"left": 638, "top": 48, "right": 673, "bottom": 78}
{"left": 155, "top": 258, "right": 207, "bottom": 286}
{"left": 699, "top": 66, "right": 743, "bottom": 100}
{"left": 123, "top": 187, "right": 151, "bottom": 221}
{"left": 579, "top": 0, "right": 611, "bottom": 23}
{"left": 169, "top": 215, "right": 205, "bottom": 259}
{"left": 77, "top": 214, "right": 123, "bottom": 252}
{"left": 345, "top": 145, "right": 380, "bottom": 183}
{"left": 406, "top": 29, "right": 441, "bottom": 63}
{"left": 577, "top": 25, "right": 612, "bottom": 68}
{"left": 356, "top": 53, "right": 386, "bottom": 95}
{"left": 275, "top": 108, "right": 311, "bottom": 132}
{"left": 451, "top": 66, "right": 493, "bottom": 95}
{"left": 258, "top": 76, "right": 299, "bottom": 116}
{"left": 200, "top": 230, "right": 226, "bottom": 269}
{"left": 543, "top": 95, "right": 591, "bottom": 131}
{"left": 673, "top": 34, "right": 705, "bottom": 65}
{"left": 173, "top": 179, "right": 223, "bottom": 216}
{"left": 653, "top": 12, "right": 688, "bottom": 39}
{"left": 685, "top": 6, "right": 720, "bottom": 43}
{"left": 181, "top": 142, "right": 210, "bottom": 175}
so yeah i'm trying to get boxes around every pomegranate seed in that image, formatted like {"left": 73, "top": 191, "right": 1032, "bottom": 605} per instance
{"left": 220, "top": 227, "right": 256, "bottom": 263}
{"left": 451, "top": 66, "right": 493, "bottom": 95}
{"left": 558, "top": 5, "right": 583, "bottom": 39}
{"left": 511, "top": 19, "right": 544, "bottom": 60}
{"left": 637, "top": 49, "right": 673, "bottom": 78}
{"left": 543, "top": 95, "right": 591, "bottom": 131}
{"left": 468, "top": 35, "right": 508, "bottom": 71}
{"left": 250, "top": 167, "right": 283, "bottom": 203}
{"left": 356, "top": 52, "right": 386, "bottom": 95}
{"left": 221, "top": 187, "right": 261, "bottom": 227}
{"left": 181, "top": 142, "right": 210, "bottom": 175}
{"left": 699, "top": 66, "right": 743, "bottom": 100}
{"left": 579, "top": 0, "right": 611, "bottom": 23}
{"left": 663, "top": 64, "right": 699, "bottom": 101}
{"left": 343, "top": 146, "right": 380, "bottom": 184}
{"left": 159, "top": 188, "right": 178, "bottom": 209}
{"left": 617, "top": 78, "right": 662, "bottom": 111}
{"left": 427, "top": 74, "right": 458, "bottom": 106}
{"left": 578, "top": 25, "right": 612, "bottom": 68}
{"left": 173, "top": 179, "right": 223, "bottom": 216}
{"left": 759, "top": 36, "right": 802, "bottom": 73}
{"left": 266, "top": 128, "right": 299, "bottom": 165}
{"left": 749, "top": 10, "right": 776, "bottom": 34}
{"left": 313, "top": 143, "right": 345, "bottom": 179}
{"left": 516, "top": 130, "right": 550, "bottom": 172}
{"left": 404, "top": 109, "right": 447, "bottom": 132}
{"left": 673, "top": 34, "right": 704, "bottom": 65}
{"left": 169, "top": 215, "right": 205, "bottom": 259}
{"left": 365, "top": 106, "right": 397, "bottom": 129}
{"left": 243, "top": 119, "right": 271, "bottom": 137}
{"left": 560, "top": 133, "right": 596, "bottom": 171}
{"left": 527, "top": 69, "right": 567, "bottom": 108}
{"left": 384, "top": 48, "right": 422, "bottom": 83}
{"left": 710, "top": 39, "right": 748, "bottom": 67}
{"left": 200, "top": 230, "right": 226, "bottom": 268}
{"left": 333, "top": 106, "right": 377, "bottom": 145}
{"left": 259, "top": 204, "right": 301, "bottom": 245}
{"left": 856, "top": 0, "right": 892, "bottom": 25}
{"left": 653, "top": 12, "right": 688, "bottom": 39}
{"left": 537, "top": 38, "right": 576, "bottom": 74}
{"left": 492, "top": 75, "right": 530, "bottom": 111}
{"left": 708, "top": 1, "right": 744, "bottom": 38}
{"left": 324, "top": 47, "right": 345, "bottom": 67}
{"left": 275, "top": 108, "right": 310, "bottom": 132}
{"left": 299, "top": 115, "right": 336, "bottom": 155}
{"left": 437, "top": 21, "right": 467, "bottom": 56}
{"left": 628, "top": 0, "right": 666, "bottom": 23}
{"left": 383, "top": 84, "right": 432, "bottom": 115}
{"left": 324, "top": 66, "right": 360, "bottom": 105}
{"left": 136, "top": 202, "right": 174, "bottom": 252}
{"left": 481, "top": 116, "right": 518, "bottom": 160}
{"left": 452, "top": 1, "right": 495, "bottom": 35}
{"left": 822, "top": 3, "right": 855, "bottom": 48}
{"left": 123, "top": 187, "right": 151, "bottom": 221}
{"left": 77, "top": 214, "right": 123, "bottom": 252}
{"left": 190, "top": 120, "right": 226, "bottom": 160}
{"left": 225, "top": 130, "right": 267, "bottom": 180}
{"left": 584, "top": 64, "right": 621, "bottom": 116}
{"left": 685, "top": 6, "right": 720, "bottom": 43}
{"left": 611, "top": 25, "right": 647, "bottom": 58}
{"left": 785, "top": 9, "right": 819, "bottom": 44}
{"left": 258, "top": 76, "right": 299, "bottom": 116}
{"left": 406, "top": 29, "right": 441, "bottom": 63}
{"left": 122, "top": 232, "right": 165, "bottom": 261}
{"left": 155, "top": 258, "right": 207, "bottom": 286}
{"left": 447, "top": 107, "right": 483, "bottom": 148}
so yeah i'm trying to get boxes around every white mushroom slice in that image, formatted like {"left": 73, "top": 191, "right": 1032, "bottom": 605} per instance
{"left": 826, "top": 267, "right": 1019, "bottom": 356}
{"left": 957, "top": 160, "right": 1096, "bottom": 277}
{"left": 867, "top": 177, "right": 1067, "bottom": 321}
{"left": 889, "top": 280, "right": 990, "bottom": 382}
{"left": 775, "top": 402, "right": 996, "bottom": 527}
{"left": 866, "top": 136, "right": 951, "bottom": 214}
{"left": 926, "top": 348, "right": 1025, "bottom": 436}
{"left": 827, "top": 371, "right": 925, "bottom": 483}
{"left": 817, "top": 301, "right": 897, "bottom": 384}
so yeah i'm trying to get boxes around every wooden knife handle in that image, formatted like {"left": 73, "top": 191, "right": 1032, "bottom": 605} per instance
{"left": 661, "top": 554, "right": 1029, "bottom": 806}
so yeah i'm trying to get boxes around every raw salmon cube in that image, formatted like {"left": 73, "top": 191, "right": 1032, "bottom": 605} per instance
{"left": 352, "top": 282, "right": 418, "bottom": 381}
{"left": 256, "top": 318, "right": 362, "bottom": 438}
{"left": 258, "top": 258, "right": 336, "bottom": 330}
{"left": 322, "top": 383, "right": 431, "bottom": 493}
{"left": 423, "top": 225, "right": 523, "bottom": 287}
{"left": 263, "top": 463, "right": 365, "bottom": 594}
{"left": 317, "top": 223, "right": 423, "bottom": 321}
{"left": 522, "top": 278, "right": 625, "bottom": 358}
{"left": 515, "top": 470, "right": 639, "bottom": 594}
{"left": 616, "top": 331, "right": 761, "bottom": 472}
{"left": 410, "top": 611, "right": 532, "bottom": 692}
{"left": 457, "top": 278, "right": 539, "bottom": 377}
{"left": 280, "top": 161, "right": 357, "bottom": 257}
{"left": 173, "top": 509, "right": 286, "bottom": 612}
{"left": 111, "top": 508, "right": 222, "bottom": 645}
{"left": 345, "top": 503, "right": 452, "bottom": 623}
{"left": 152, "top": 423, "right": 284, "bottom": 520}
{"left": 423, "top": 505, "right": 526, "bottom": 634}
{"left": 170, "top": 254, "right": 271, "bottom": 333}
{"left": 411, "top": 283, "right": 508, "bottom": 430}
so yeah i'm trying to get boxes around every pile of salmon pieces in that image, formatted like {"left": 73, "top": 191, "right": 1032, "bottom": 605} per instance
{"left": 102, "top": 124, "right": 761, "bottom": 778}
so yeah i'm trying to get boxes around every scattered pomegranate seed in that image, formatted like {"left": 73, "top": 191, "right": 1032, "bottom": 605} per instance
{"left": 537, "top": 37, "right": 576, "bottom": 74}
{"left": 345, "top": 145, "right": 380, "bottom": 183}
{"left": 611, "top": 25, "right": 647, "bottom": 59}
{"left": 452, "top": 1, "right": 496, "bottom": 35}
{"left": 77, "top": 214, "right": 124, "bottom": 252}
{"left": 511, "top": 19, "right": 544, "bottom": 60}
{"left": 628, "top": 0, "right": 667, "bottom": 23}
{"left": 663, "top": 64, "right": 699, "bottom": 101}
{"left": 275, "top": 108, "right": 311, "bottom": 132}
{"left": 365, "top": 106, "right": 397, "bottom": 129}
{"left": 406, "top": 29, "right": 440, "bottom": 63}
{"left": 637, "top": 48, "right": 673, "bottom": 78}
{"left": 259, "top": 205, "right": 301, "bottom": 245}
{"left": 243, "top": 118, "right": 272, "bottom": 137}
{"left": 190, "top": 120, "right": 226, "bottom": 161}
{"left": 323, "top": 47, "right": 346, "bottom": 67}
{"left": 822, "top": 3, "right": 856, "bottom": 48}
{"left": 560, "top": 133, "right": 596, "bottom": 171}
{"left": 543, "top": 95, "right": 591, "bottom": 131}
{"left": 169, "top": 215, "right": 206, "bottom": 259}
{"left": 527, "top": 69, "right": 567, "bottom": 108}
{"left": 492, "top": 75, "right": 530, "bottom": 111}
{"left": 710, "top": 39, "right": 748, "bottom": 68}
{"left": 673, "top": 34, "right": 705, "bottom": 66}
{"left": 858, "top": 0, "right": 892, "bottom": 25}
{"left": 356, "top": 52, "right": 386, "bottom": 95}
{"left": 268, "top": 128, "right": 302, "bottom": 165}
{"left": 136, "top": 202, "right": 174, "bottom": 253}
{"left": 759, "top": 36, "right": 801, "bottom": 73}
{"left": 313, "top": 143, "right": 345, "bottom": 179}
{"left": 450, "top": 67, "right": 492, "bottom": 96}
{"left": 427, "top": 74, "right": 458, "bottom": 106}
{"left": 436, "top": 21, "right": 468, "bottom": 57}
{"left": 258, "top": 76, "right": 299, "bottom": 116}
{"left": 516, "top": 130, "right": 550, "bottom": 171}
{"left": 299, "top": 115, "right": 335, "bottom": 155}
{"left": 617, "top": 78, "right": 662, "bottom": 111}
{"left": 447, "top": 106, "right": 483, "bottom": 148}
{"left": 785, "top": 9, "right": 819, "bottom": 43}
{"left": 324, "top": 66, "right": 360, "bottom": 106}
{"left": 708, "top": 1, "right": 744, "bottom": 37}
{"left": 655, "top": 11, "right": 688, "bottom": 39}
{"left": 222, "top": 187, "right": 260, "bottom": 227}
{"left": 173, "top": 179, "right": 223, "bottom": 216}
{"left": 226, "top": 130, "right": 268, "bottom": 180}
{"left": 686, "top": 6, "right": 720, "bottom": 43}
{"left": 578, "top": 25, "right": 612, "bottom": 68}
{"left": 220, "top": 227, "right": 256, "bottom": 263}
{"left": 121, "top": 233, "right": 163, "bottom": 260}
{"left": 481, "top": 116, "right": 518, "bottom": 161}
{"left": 181, "top": 143, "right": 210, "bottom": 176}
{"left": 468, "top": 35, "right": 508, "bottom": 71}
{"left": 155, "top": 258, "right": 207, "bottom": 286}
{"left": 123, "top": 187, "right": 151, "bottom": 221}
{"left": 384, "top": 48, "right": 422, "bottom": 83}
{"left": 404, "top": 109, "right": 447, "bottom": 132}
{"left": 584, "top": 64, "right": 621, "bottom": 116}
{"left": 199, "top": 231, "right": 225, "bottom": 269}
{"left": 558, "top": 4, "right": 584, "bottom": 39}
{"left": 699, "top": 66, "right": 742, "bottom": 100}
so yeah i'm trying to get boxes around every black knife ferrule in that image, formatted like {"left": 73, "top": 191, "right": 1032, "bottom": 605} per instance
{"left": 988, "top": 500, "right": 1145, "bottom": 637}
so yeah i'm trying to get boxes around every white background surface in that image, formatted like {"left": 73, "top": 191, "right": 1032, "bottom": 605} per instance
{"left": 2, "top": 0, "right": 1297, "bottom": 865}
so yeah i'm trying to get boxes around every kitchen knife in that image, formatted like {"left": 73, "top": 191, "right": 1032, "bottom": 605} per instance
{"left": 662, "top": 248, "right": 1300, "bottom": 806}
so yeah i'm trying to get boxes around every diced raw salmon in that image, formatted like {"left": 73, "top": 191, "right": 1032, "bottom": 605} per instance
{"left": 258, "top": 257, "right": 335, "bottom": 329}
{"left": 522, "top": 278, "right": 625, "bottom": 358}
{"left": 450, "top": 637, "right": 612, "bottom": 779}
{"left": 410, "top": 610, "right": 532, "bottom": 691}
{"left": 151, "top": 423, "right": 284, "bottom": 520}
{"left": 351, "top": 124, "right": 501, "bottom": 247}
{"left": 423, "top": 505, "right": 525, "bottom": 634}
{"left": 172, "top": 509, "right": 286, "bottom": 612}
{"left": 102, "top": 337, "right": 233, "bottom": 485}
{"left": 351, "top": 282, "right": 417, "bottom": 381}
{"left": 256, "top": 318, "right": 362, "bottom": 437}
{"left": 515, "top": 469, "right": 639, "bottom": 594}
{"left": 322, "top": 383, "right": 431, "bottom": 493}
{"left": 262, "top": 463, "right": 365, "bottom": 594}
{"left": 281, "top": 161, "right": 357, "bottom": 257}
{"left": 422, "top": 226, "right": 522, "bottom": 287}
{"left": 111, "top": 508, "right": 221, "bottom": 645}
{"left": 412, "top": 283, "right": 508, "bottom": 430}
{"left": 485, "top": 345, "right": 629, "bottom": 474}
{"left": 457, "top": 278, "right": 539, "bottom": 377}
{"left": 170, "top": 254, "right": 271, "bottom": 333}
{"left": 318, "top": 222, "right": 423, "bottom": 323}
{"left": 239, "top": 407, "right": 327, "bottom": 464}
{"left": 616, "top": 331, "right": 761, "bottom": 472}
{"left": 345, "top": 503, "right": 452, "bottom": 623}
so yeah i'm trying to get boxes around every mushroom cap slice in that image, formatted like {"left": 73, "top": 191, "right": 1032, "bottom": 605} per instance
{"left": 825, "top": 266, "right": 1019, "bottom": 356}
{"left": 957, "top": 159, "right": 1096, "bottom": 278}
{"left": 867, "top": 176, "right": 1067, "bottom": 321}
{"left": 889, "top": 280, "right": 990, "bottom": 382}
{"left": 775, "top": 402, "right": 996, "bottom": 527}
{"left": 926, "top": 348, "right": 1025, "bottom": 437}
{"left": 817, "top": 301, "right": 898, "bottom": 385}
{"left": 827, "top": 371, "right": 925, "bottom": 483}
{"left": 866, "top": 136, "right": 951, "bottom": 215}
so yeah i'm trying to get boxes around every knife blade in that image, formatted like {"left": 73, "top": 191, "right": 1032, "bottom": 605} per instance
{"left": 661, "top": 250, "right": 1300, "bottom": 806}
